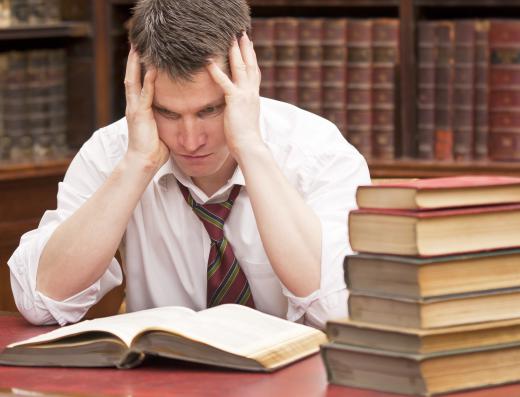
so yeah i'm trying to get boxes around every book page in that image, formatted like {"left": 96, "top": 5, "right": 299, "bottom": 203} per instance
{"left": 8, "top": 306, "right": 195, "bottom": 348}
{"left": 136, "top": 304, "right": 326, "bottom": 358}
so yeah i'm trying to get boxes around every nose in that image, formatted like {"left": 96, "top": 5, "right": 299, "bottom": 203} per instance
{"left": 178, "top": 117, "right": 206, "bottom": 153}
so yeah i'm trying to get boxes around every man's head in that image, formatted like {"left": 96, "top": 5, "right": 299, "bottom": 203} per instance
{"left": 129, "top": 0, "right": 251, "bottom": 81}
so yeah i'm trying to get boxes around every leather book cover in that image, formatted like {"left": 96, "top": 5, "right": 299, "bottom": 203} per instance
{"left": 417, "top": 21, "right": 436, "bottom": 159}
{"left": 298, "top": 18, "right": 323, "bottom": 114}
{"left": 434, "top": 21, "right": 455, "bottom": 161}
{"left": 251, "top": 18, "right": 276, "bottom": 98}
{"left": 274, "top": 18, "right": 299, "bottom": 105}
{"left": 474, "top": 20, "right": 490, "bottom": 160}
{"left": 322, "top": 18, "right": 348, "bottom": 137}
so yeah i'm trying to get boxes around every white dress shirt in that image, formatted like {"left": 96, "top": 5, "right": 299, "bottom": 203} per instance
{"left": 8, "top": 97, "right": 370, "bottom": 329}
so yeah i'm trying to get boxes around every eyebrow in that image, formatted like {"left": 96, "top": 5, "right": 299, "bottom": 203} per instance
{"left": 152, "top": 98, "right": 225, "bottom": 115}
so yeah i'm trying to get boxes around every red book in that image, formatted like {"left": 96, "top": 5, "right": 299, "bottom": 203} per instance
{"left": 356, "top": 175, "right": 520, "bottom": 210}
{"left": 349, "top": 202, "right": 520, "bottom": 257}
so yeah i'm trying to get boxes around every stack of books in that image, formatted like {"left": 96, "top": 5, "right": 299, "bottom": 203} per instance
{"left": 321, "top": 175, "right": 520, "bottom": 395}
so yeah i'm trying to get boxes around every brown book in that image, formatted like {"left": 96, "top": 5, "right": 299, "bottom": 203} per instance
{"left": 355, "top": 175, "right": 520, "bottom": 210}
{"left": 489, "top": 20, "right": 520, "bottom": 161}
{"left": 47, "top": 48, "right": 68, "bottom": 156}
{"left": 5, "top": 51, "right": 31, "bottom": 161}
{"left": 251, "top": 18, "right": 276, "bottom": 98}
{"left": 0, "top": 51, "right": 8, "bottom": 160}
{"left": 9, "top": 0, "right": 29, "bottom": 25}
{"left": 344, "top": 249, "right": 520, "bottom": 299}
{"left": 26, "top": 49, "right": 51, "bottom": 159}
{"left": 326, "top": 316, "right": 520, "bottom": 355}
{"left": 417, "top": 21, "right": 436, "bottom": 159}
{"left": 346, "top": 19, "right": 372, "bottom": 157}
{"left": 322, "top": 18, "right": 347, "bottom": 137}
{"left": 474, "top": 20, "right": 490, "bottom": 160}
{"left": 349, "top": 203, "right": 520, "bottom": 257}
{"left": 348, "top": 287, "right": 520, "bottom": 329}
{"left": 453, "top": 20, "right": 476, "bottom": 161}
{"left": 298, "top": 18, "right": 323, "bottom": 114}
{"left": 433, "top": 21, "right": 455, "bottom": 161}
{"left": 371, "top": 18, "right": 399, "bottom": 160}
{"left": 321, "top": 341, "right": 520, "bottom": 396}
{"left": 274, "top": 18, "right": 299, "bottom": 105}
{"left": 0, "top": 304, "right": 326, "bottom": 371}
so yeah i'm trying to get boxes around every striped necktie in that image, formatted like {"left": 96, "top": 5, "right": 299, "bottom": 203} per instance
{"left": 177, "top": 181, "right": 255, "bottom": 308}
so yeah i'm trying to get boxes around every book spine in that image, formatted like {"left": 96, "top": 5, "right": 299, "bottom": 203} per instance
{"left": 371, "top": 18, "right": 399, "bottom": 160}
{"left": 5, "top": 51, "right": 31, "bottom": 161}
{"left": 474, "top": 20, "right": 490, "bottom": 160}
{"left": 26, "top": 49, "right": 51, "bottom": 159}
{"left": 274, "top": 18, "right": 299, "bottom": 106}
{"left": 322, "top": 18, "right": 348, "bottom": 137}
{"left": 27, "top": 0, "right": 46, "bottom": 25}
{"left": 0, "top": 51, "right": 8, "bottom": 160}
{"left": 417, "top": 21, "right": 436, "bottom": 159}
{"left": 434, "top": 21, "right": 455, "bottom": 161}
{"left": 251, "top": 18, "right": 276, "bottom": 99}
{"left": 47, "top": 48, "right": 68, "bottom": 156}
{"left": 453, "top": 20, "right": 476, "bottom": 161}
{"left": 488, "top": 19, "right": 520, "bottom": 161}
{"left": 346, "top": 19, "right": 373, "bottom": 157}
{"left": 10, "top": 0, "right": 29, "bottom": 25}
{"left": 298, "top": 18, "right": 323, "bottom": 115}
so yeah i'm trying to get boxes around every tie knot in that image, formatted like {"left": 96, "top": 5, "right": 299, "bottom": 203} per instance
{"left": 177, "top": 182, "right": 241, "bottom": 242}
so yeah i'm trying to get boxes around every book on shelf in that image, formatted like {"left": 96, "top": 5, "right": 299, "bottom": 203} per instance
{"left": 348, "top": 287, "right": 520, "bottom": 329}
{"left": 349, "top": 203, "right": 520, "bottom": 256}
{"left": 321, "top": 341, "right": 520, "bottom": 396}
{"left": 1, "top": 0, "right": 60, "bottom": 26}
{"left": 326, "top": 316, "right": 520, "bottom": 355}
{"left": 274, "top": 18, "right": 299, "bottom": 106}
{"left": 355, "top": 175, "right": 520, "bottom": 210}
{"left": 298, "top": 18, "right": 323, "bottom": 115}
{"left": 488, "top": 19, "right": 520, "bottom": 161}
{"left": 344, "top": 249, "right": 520, "bottom": 299}
{"left": 0, "top": 304, "right": 326, "bottom": 371}
{"left": 474, "top": 20, "right": 490, "bottom": 160}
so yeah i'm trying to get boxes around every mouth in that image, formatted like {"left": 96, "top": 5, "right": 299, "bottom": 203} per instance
{"left": 179, "top": 154, "right": 211, "bottom": 160}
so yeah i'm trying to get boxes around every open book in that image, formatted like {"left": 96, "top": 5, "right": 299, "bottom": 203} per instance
{"left": 0, "top": 304, "right": 327, "bottom": 371}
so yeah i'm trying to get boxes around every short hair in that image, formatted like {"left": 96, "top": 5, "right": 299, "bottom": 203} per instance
{"left": 129, "top": 0, "right": 251, "bottom": 81}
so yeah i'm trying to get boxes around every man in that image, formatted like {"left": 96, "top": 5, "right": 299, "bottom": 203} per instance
{"left": 8, "top": 0, "right": 370, "bottom": 329}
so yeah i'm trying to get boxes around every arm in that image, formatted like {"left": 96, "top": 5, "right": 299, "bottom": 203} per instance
{"left": 36, "top": 48, "right": 169, "bottom": 302}
{"left": 207, "top": 33, "right": 321, "bottom": 297}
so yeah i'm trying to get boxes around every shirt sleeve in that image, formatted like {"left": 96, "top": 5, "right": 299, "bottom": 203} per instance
{"left": 7, "top": 127, "right": 125, "bottom": 326}
{"left": 280, "top": 135, "right": 371, "bottom": 329}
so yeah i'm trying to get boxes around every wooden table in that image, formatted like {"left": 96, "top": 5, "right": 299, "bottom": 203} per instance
{"left": 0, "top": 314, "right": 519, "bottom": 397}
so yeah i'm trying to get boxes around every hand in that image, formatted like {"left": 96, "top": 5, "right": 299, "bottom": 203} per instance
{"left": 124, "top": 47, "right": 169, "bottom": 170}
{"left": 207, "top": 32, "right": 263, "bottom": 158}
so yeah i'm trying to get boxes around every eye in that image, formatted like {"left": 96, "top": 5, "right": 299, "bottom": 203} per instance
{"left": 198, "top": 104, "right": 224, "bottom": 117}
{"left": 154, "top": 107, "right": 180, "bottom": 120}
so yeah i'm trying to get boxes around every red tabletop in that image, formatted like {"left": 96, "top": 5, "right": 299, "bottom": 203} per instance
{"left": 0, "top": 313, "right": 519, "bottom": 397}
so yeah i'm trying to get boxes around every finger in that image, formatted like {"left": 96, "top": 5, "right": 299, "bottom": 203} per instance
{"left": 239, "top": 32, "right": 261, "bottom": 86}
{"left": 124, "top": 47, "right": 142, "bottom": 111}
{"left": 229, "top": 37, "right": 247, "bottom": 84}
{"left": 207, "top": 61, "right": 235, "bottom": 95}
{"left": 139, "top": 67, "right": 157, "bottom": 108}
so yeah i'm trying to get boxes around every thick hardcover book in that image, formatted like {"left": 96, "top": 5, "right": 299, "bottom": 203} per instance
{"left": 348, "top": 287, "right": 520, "bottom": 329}
{"left": 321, "top": 341, "right": 520, "bottom": 396}
{"left": 274, "top": 18, "right": 299, "bottom": 105}
{"left": 47, "top": 48, "right": 68, "bottom": 156}
{"left": 355, "top": 175, "right": 520, "bottom": 210}
{"left": 344, "top": 249, "right": 520, "bottom": 299}
{"left": 322, "top": 18, "right": 347, "bottom": 137}
{"left": 251, "top": 18, "right": 276, "bottom": 98}
{"left": 0, "top": 304, "right": 326, "bottom": 371}
{"left": 453, "top": 20, "right": 476, "bottom": 161}
{"left": 489, "top": 19, "right": 520, "bottom": 161}
{"left": 371, "top": 19, "right": 399, "bottom": 160}
{"left": 433, "top": 21, "right": 455, "bottom": 161}
{"left": 417, "top": 21, "right": 436, "bottom": 159}
{"left": 346, "top": 19, "right": 372, "bottom": 157}
{"left": 326, "top": 316, "right": 520, "bottom": 355}
{"left": 348, "top": 202, "right": 520, "bottom": 256}
{"left": 298, "top": 18, "right": 323, "bottom": 114}
{"left": 474, "top": 20, "right": 490, "bottom": 160}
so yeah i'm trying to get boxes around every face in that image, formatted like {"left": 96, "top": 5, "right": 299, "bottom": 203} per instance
{"left": 152, "top": 67, "right": 235, "bottom": 190}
